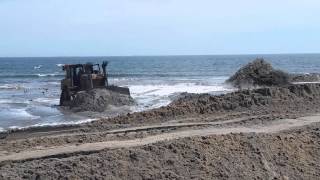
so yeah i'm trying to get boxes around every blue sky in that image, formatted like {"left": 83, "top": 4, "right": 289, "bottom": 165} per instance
{"left": 0, "top": 0, "right": 320, "bottom": 57}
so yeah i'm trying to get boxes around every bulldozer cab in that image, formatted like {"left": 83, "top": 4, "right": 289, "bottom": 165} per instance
{"left": 63, "top": 64, "right": 83, "bottom": 88}
{"left": 62, "top": 62, "right": 108, "bottom": 90}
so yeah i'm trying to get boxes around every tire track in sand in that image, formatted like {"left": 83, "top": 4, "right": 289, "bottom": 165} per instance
{"left": 1, "top": 114, "right": 320, "bottom": 163}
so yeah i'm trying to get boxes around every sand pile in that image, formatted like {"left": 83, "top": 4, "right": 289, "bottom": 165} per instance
{"left": 68, "top": 88, "right": 134, "bottom": 112}
{"left": 226, "top": 58, "right": 290, "bottom": 88}
{"left": 227, "top": 58, "right": 320, "bottom": 88}
{"left": 170, "top": 83, "right": 320, "bottom": 114}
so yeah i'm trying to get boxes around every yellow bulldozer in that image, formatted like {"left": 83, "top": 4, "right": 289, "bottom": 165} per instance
{"left": 60, "top": 61, "right": 130, "bottom": 106}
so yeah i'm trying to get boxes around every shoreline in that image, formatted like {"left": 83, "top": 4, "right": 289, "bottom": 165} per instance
{"left": 2, "top": 82, "right": 320, "bottom": 135}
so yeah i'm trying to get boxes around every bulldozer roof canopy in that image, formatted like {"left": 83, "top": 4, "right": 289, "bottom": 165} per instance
{"left": 62, "top": 63, "right": 99, "bottom": 70}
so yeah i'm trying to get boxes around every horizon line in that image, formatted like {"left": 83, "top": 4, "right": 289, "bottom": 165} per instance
{"left": 0, "top": 52, "right": 319, "bottom": 58}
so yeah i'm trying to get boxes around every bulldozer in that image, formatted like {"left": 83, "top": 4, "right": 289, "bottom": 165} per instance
{"left": 59, "top": 61, "right": 130, "bottom": 106}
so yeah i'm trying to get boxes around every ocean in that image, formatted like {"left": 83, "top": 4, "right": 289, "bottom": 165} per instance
{"left": 0, "top": 54, "right": 320, "bottom": 130}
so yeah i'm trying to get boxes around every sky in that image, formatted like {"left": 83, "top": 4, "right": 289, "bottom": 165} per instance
{"left": 0, "top": 0, "right": 320, "bottom": 57}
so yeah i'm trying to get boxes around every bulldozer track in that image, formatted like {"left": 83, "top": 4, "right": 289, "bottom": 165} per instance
{"left": 1, "top": 114, "right": 319, "bottom": 163}
{"left": 2, "top": 115, "right": 260, "bottom": 141}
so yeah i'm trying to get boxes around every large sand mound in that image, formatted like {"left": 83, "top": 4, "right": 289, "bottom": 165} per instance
{"left": 170, "top": 83, "right": 320, "bottom": 114}
{"left": 227, "top": 58, "right": 320, "bottom": 89}
{"left": 226, "top": 58, "right": 290, "bottom": 88}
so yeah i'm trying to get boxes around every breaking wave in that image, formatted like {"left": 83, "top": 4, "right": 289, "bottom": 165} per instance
{"left": 0, "top": 74, "right": 64, "bottom": 79}
{"left": 130, "top": 83, "right": 232, "bottom": 97}
{"left": 129, "top": 82, "right": 235, "bottom": 111}
{"left": 0, "top": 72, "right": 227, "bottom": 79}
{"left": 56, "top": 64, "right": 65, "bottom": 67}
{"left": 108, "top": 73, "right": 227, "bottom": 78}
{"left": 34, "top": 65, "right": 42, "bottom": 69}
{"left": 37, "top": 73, "right": 60, "bottom": 77}
{"left": 0, "top": 84, "right": 23, "bottom": 90}
{"left": 0, "top": 108, "right": 40, "bottom": 121}
{"left": 1, "top": 118, "right": 98, "bottom": 132}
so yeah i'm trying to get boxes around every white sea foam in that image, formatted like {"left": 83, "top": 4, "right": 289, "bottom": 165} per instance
{"left": 130, "top": 83, "right": 233, "bottom": 97}
{"left": 129, "top": 82, "right": 235, "bottom": 112}
{"left": 34, "top": 65, "right": 42, "bottom": 69}
{"left": 5, "top": 118, "right": 97, "bottom": 132}
{"left": 0, "top": 108, "right": 40, "bottom": 120}
{"left": 33, "top": 97, "right": 59, "bottom": 105}
{"left": 8, "top": 126, "right": 20, "bottom": 129}
{"left": 0, "top": 84, "right": 23, "bottom": 90}
{"left": 56, "top": 64, "right": 65, "bottom": 67}
{"left": 31, "top": 118, "right": 97, "bottom": 127}
{"left": 48, "top": 82, "right": 60, "bottom": 85}
{"left": 0, "top": 99, "right": 14, "bottom": 104}
{"left": 0, "top": 99, "right": 30, "bottom": 104}
{"left": 37, "top": 73, "right": 57, "bottom": 77}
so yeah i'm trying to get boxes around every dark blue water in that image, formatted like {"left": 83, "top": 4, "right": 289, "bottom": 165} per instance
{"left": 0, "top": 54, "right": 320, "bottom": 130}
{"left": 1, "top": 54, "right": 320, "bottom": 78}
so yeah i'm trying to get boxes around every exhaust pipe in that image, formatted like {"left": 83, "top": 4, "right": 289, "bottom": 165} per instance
{"left": 102, "top": 61, "right": 109, "bottom": 86}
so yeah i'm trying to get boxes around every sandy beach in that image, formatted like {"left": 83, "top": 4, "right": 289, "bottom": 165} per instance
{"left": 0, "top": 83, "right": 320, "bottom": 179}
